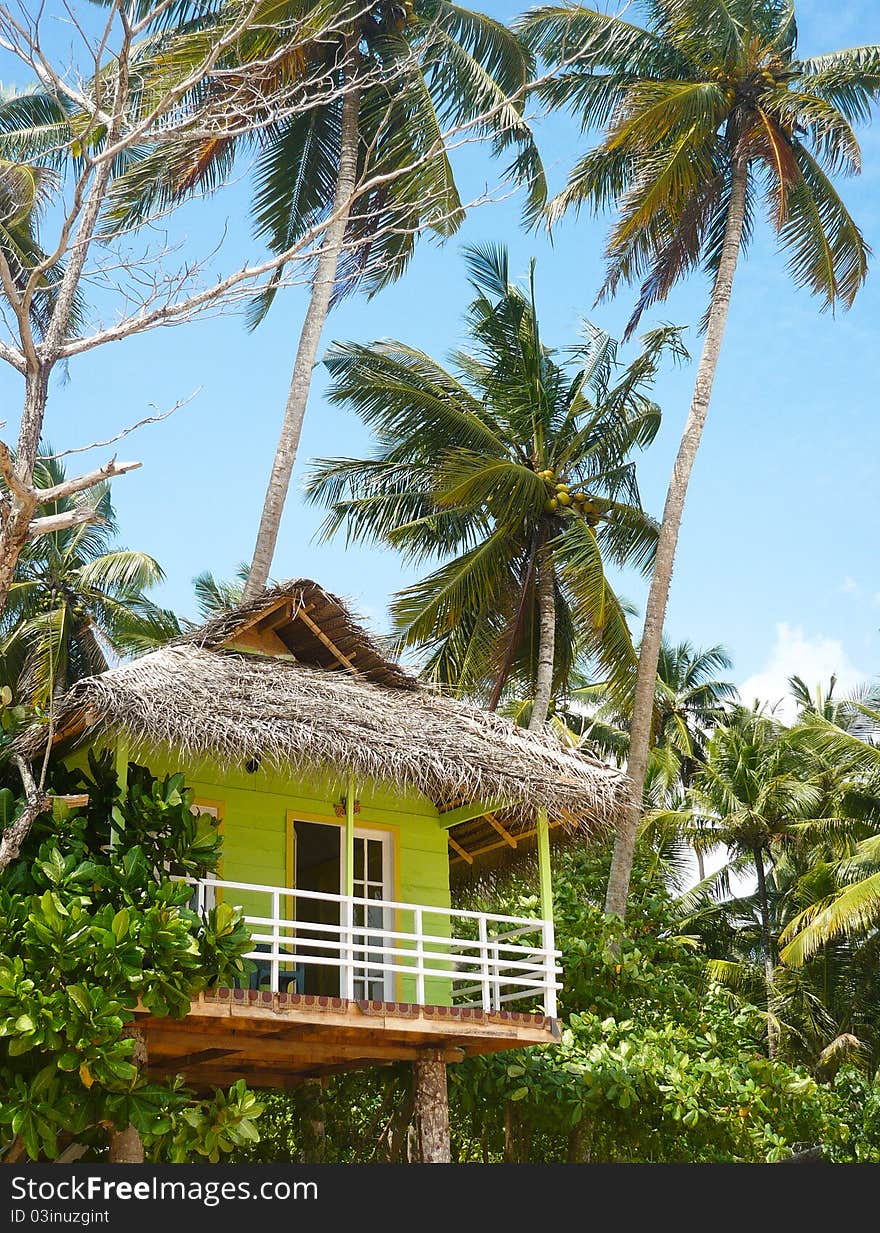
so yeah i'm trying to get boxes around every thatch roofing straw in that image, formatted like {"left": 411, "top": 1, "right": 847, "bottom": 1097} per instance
{"left": 21, "top": 643, "right": 626, "bottom": 830}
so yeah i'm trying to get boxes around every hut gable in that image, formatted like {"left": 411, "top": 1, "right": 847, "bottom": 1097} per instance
{"left": 182, "top": 579, "right": 415, "bottom": 689}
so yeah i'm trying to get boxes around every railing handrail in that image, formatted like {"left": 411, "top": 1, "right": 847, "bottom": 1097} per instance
{"left": 177, "top": 873, "right": 546, "bottom": 931}
{"left": 239, "top": 913, "right": 559, "bottom": 959}
{"left": 180, "top": 873, "right": 560, "bottom": 1016}
{"left": 243, "top": 929, "right": 561, "bottom": 974}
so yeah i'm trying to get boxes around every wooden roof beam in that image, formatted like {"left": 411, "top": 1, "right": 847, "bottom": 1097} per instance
{"left": 294, "top": 607, "right": 359, "bottom": 675}
{"left": 438, "top": 799, "right": 507, "bottom": 830}
{"left": 217, "top": 597, "right": 289, "bottom": 644}
{"left": 447, "top": 835, "right": 473, "bottom": 864}
{"left": 449, "top": 816, "right": 565, "bottom": 864}
{"left": 485, "top": 813, "right": 517, "bottom": 848}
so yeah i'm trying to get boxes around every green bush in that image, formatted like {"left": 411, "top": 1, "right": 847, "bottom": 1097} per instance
{"left": 0, "top": 751, "right": 263, "bottom": 1161}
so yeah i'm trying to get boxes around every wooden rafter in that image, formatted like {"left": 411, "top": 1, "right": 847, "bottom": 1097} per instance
{"left": 449, "top": 816, "right": 565, "bottom": 865}
{"left": 219, "top": 597, "right": 289, "bottom": 644}
{"left": 485, "top": 813, "right": 517, "bottom": 848}
{"left": 447, "top": 835, "right": 473, "bottom": 864}
{"left": 295, "top": 607, "right": 359, "bottom": 675}
{"left": 260, "top": 601, "right": 294, "bottom": 632}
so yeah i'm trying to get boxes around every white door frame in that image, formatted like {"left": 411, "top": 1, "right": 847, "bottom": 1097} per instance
{"left": 341, "top": 826, "right": 395, "bottom": 1001}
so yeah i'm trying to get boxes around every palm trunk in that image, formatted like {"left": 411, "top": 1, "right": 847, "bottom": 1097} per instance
{"left": 753, "top": 844, "right": 778, "bottom": 1059}
{"left": 487, "top": 532, "right": 538, "bottom": 712}
{"left": 604, "top": 158, "right": 749, "bottom": 918}
{"left": 528, "top": 540, "right": 556, "bottom": 731}
{"left": 243, "top": 50, "right": 361, "bottom": 601}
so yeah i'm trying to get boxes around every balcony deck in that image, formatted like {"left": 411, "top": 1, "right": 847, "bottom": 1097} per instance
{"left": 136, "top": 989, "right": 559, "bottom": 1087}
{"left": 140, "top": 875, "right": 561, "bottom": 1086}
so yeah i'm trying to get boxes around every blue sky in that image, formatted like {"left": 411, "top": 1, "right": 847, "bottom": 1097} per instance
{"left": 2, "top": 0, "right": 878, "bottom": 708}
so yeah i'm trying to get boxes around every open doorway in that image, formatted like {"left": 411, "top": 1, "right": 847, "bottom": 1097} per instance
{"left": 293, "top": 820, "right": 341, "bottom": 996}
{"left": 290, "top": 819, "right": 395, "bottom": 1000}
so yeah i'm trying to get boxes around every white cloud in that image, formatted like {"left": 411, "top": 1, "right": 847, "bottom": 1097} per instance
{"left": 739, "top": 623, "right": 865, "bottom": 724}
{"left": 841, "top": 575, "right": 862, "bottom": 597}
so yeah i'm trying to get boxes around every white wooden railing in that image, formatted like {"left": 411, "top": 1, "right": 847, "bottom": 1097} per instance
{"left": 181, "top": 876, "right": 561, "bottom": 1018}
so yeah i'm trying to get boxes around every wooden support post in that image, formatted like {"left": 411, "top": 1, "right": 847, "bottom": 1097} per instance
{"left": 343, "top": 775, "right": 356, "bottom": 999}
{"left": 536, "top": 808, "right": 557, "bottom": 1019}
{"left": 345, "top": 775, "right": 356, "bottom": 899}
{"left": 108, "top": 1027, "right": 146, "bottom": 1163}
{"left": 414, "top": 1050, "right": 450, "bottom": 1163}
{"left": 537, "top": 807, "right": 553, "bottom": 925}
{"left": 299, "top": 1078, "right": 326, "bottom": 1164}
{"left": 111, "top": 737, "right": 129, "bottom": 851}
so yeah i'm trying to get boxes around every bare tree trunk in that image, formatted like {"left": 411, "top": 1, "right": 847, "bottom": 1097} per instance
{"left": 243, "top": 53, "right": 361, "bottom": 601}
{"left": 299, "top": 1078, "right": 326, "bottom": 1163}
{"left": 108, "top": 1027, "right": 146, "bottom": 1163}
{"left": 2, "top": 1136, "right": 26, "bottom": 1163}
{"left": 754, "top": 844, "right": 779, "bottom": 1059}
{"left": 0, "top": 756, "right": 51, "bottom": 875}
{"left": 414, "top": 1052, "right": 450, "bottom": 1163}
{"left": 0, "top": 368, "right": 49, "bottom": 616}
{"left": 567, "top": 1117, "right": 593, "bottom": 1162}
{"left": 528, "top": 540, "right": 556, "bottom": 731}
{"left": 604, "top": 158, "right": 749, "bottom": 918}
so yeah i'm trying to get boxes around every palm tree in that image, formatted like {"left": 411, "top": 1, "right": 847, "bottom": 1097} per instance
{"left": 0, "top": 86, "right": 78, "bottom": 336}
{"left": 306, "top": 243, "right": 684, "bottom": 728}
{"left": 574, "top": 640, "right": 735, "bottom": 767}
{"left": 192, "top": 564, "right": 250, "bottom": 620}
{"left": 107, "top": 0, "right": 544, "bottom": 602}
{"left": 780, "top": 702, "right": 880, "bottom": 965}
{"left": 0, "top": 454, "right": 180, "bottom": 706}
{"left": 573, "top": 638, "right": 736, "bottom": 874}
{"left": 664, "top": 708, "right": 828, "bottom": 1056}
{"left": 519, "top": 1, "right": 880, "bottom": 916}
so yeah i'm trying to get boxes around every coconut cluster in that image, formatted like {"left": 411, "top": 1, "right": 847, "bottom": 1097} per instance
{"left": 537, "top": 469, "right": 601, "bottom": 525}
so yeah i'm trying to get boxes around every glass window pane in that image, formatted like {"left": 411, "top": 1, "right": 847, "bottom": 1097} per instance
{"left": 367, "top": 840, "right": 382, "bottom": 882}
{"left": 354, "top": 840, "right": 364, "bottom": 881}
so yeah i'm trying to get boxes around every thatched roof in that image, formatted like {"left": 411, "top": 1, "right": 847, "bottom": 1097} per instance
{"left": 181, "top": 578, "right": 415, "bottom": 690}
{"left": 20, "top": 580, "right": 627, "bottom": 867}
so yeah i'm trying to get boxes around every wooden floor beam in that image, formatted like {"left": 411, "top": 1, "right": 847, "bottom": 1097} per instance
{"left": 135, "top": 992, "right": 555, "bottom": 1086}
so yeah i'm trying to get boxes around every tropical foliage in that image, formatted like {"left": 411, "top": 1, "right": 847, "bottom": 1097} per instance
{"left": 0, "top": 753, "right": 261, "bottom": 1162}
{"left": 0, "top": 455, "right": 180, "bottom": 707}
{"left": 519, "top": 0, "right": 880, "bottom": 920}
{"left": 306, "top": 244, "right": 685, "bottom": 721}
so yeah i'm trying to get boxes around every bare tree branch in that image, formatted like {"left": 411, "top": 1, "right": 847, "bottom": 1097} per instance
{"left": 0, "top": 755, "right": 51, "bottom": 875}
{"left": 36, "top": 456, "right": 141, "bottom": 503}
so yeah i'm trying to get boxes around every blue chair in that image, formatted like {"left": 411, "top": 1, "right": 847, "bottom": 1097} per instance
{"left": 247, "top": 943, "right": 304, "bottom": 993}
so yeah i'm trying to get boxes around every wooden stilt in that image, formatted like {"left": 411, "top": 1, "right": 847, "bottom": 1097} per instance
{"left": 299, "top": 1077, "right": 326, "bottom": 1163}
{"left": 414, "top": 1050, "right": 450, "bottom": 1163}
{"left": 108, "top": 1027, "right": 146, "bottom": 1163}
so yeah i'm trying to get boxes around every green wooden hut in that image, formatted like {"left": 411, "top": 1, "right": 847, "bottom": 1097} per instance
{"left": 27, "top": 579, "right": 625, "bottom": 1159}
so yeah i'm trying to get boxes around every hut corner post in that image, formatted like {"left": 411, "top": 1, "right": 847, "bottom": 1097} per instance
{"left": 111, "top": 737, "right": 129, "bottom": 851}
{"left": 414, "top": 1050, "right": 451, "bottom": 1163}
{"left": 536, "top": 807, "right": 557, "bottom": 1019}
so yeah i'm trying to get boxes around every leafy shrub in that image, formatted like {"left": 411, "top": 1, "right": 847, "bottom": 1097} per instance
{"left": 0, "top": 750, "right": 262, "bottom": 1161}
